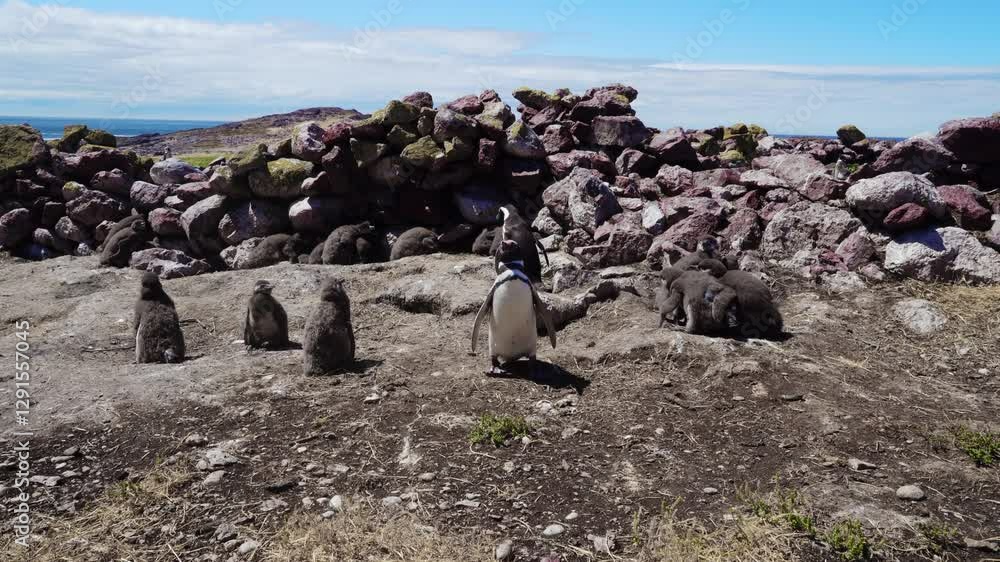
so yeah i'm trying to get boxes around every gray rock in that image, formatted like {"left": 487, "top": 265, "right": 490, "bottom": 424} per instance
{"left": 532, "top": 207, "right": 564, "bottom": 236}
{"left": 542, "top": 524, "right": 565, "bottom": 537}
{"left": 130, "top": 248, "right": 212, "bottom": 279}
{"left": 130, "top": 180, "right": 172, "bottom": 212}
{"left": 895, "top": 485, "right": 925, "bottom": 501}
{"left": 202, "top": 470, "right": 225, "bottom": 487}
{"left": 179, "top": 195, "right": 229, "bottom": 257}
{"left": 503, "top": 121, "right": 546, "bottom": 159}
{"left": 221, "top": 237, "right": 263, "bottom": 269}
{"left": 495, "top": 539, "right": 514, "bottom": 561}
{"left": 760, "top": 202, "right": 861, "bottom": 260}
{"left": 752, "top": 154, "right": 826, "bottom": 188}
{"left": 288, "top": 196, "right": 346, "bottom": 233}
{"left": 66, "top": 190, "right": 128, "bottom": 227}
{"left": 892, "top": 299, "right": 947, "bottom": 335}
{"left": 0, "top": 208, "right": 34, "bottom": 248}
{"left": 291, "top": 121, "right": 327, "bottom": 163}
{"left": 846, "top": 172, "right": 948, "bottom": 220}
{"left": 884, "top": 226, "right": 1000, "bottom": 284}
{"left": 150, "top": 158, "right": 200, "bottom": 186}
{"left": 590, "top": 115, "right": 649, "bottom": 147}
{"left": 218, "top": 200, "right": 290, "bottom": 245}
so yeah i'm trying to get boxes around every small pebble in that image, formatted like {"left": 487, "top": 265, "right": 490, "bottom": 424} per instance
{"left": 703, "top": 487, "right": 719, "bottom": 495}
{"left": 565, "top": 511, "right": 579, "bottom": 521}
{"left": 542, "top": 524, "right": 565, "bottom": 537}
{"left": 495, "top": 539, "right": 514, "bottom": 561}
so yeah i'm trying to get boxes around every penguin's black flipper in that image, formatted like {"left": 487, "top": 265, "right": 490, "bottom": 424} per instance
{"left": 535, "top": 239, "right": 550, "bottom": 267}
{"left": 530, "top": 287, "right": 557, "bottom": 350}
{"left": 471, "top": 286, "right": 497, "bottom": 353}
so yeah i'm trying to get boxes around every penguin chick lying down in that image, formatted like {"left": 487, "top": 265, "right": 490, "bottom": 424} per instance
{"left": 471, "top": 239, "right": 556, "bottom": 375}
{"left": 656, "top": 267, "right": 736, "bottom": 335}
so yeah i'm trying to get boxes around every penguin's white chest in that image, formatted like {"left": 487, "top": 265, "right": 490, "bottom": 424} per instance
{"left": 489, "top": 280, "right": 538, "bottom": 361}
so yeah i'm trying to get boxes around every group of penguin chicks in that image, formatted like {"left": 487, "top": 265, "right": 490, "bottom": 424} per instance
{"left": 130, "top": 209, "right": 782, "bottom": 378}
{"left": 132, "top": 272, "right": 356, "bottom": 375}
{"left": 655, "top": 238, "right": 784, "bottom": 340}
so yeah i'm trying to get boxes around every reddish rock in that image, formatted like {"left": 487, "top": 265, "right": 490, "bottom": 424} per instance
{"left": 402, "top": 91, "right": 433, "bottom": 108}
{"left": 835, "top": 231, "right": 876, "bottom": 271}
{"left": 938, "top": 117, "right": 1000, "bottom": 164}
{"left": 660, "top": 196, "right": 723, "bottom": 229}
{"left": 655, "top": 165, "right": 694, "bottom": 195}
{"left": 66, "top": 189, "right": 128, "bottom": 227}
{"left": 733, "top": 190, "right": 763, "bottom": 210}
{"left": 0, "top": 208, "right": 33, "bottom": 248}
{"left": 541, "top": 125, "right": 575, "bottom": 155}
{"left": 574, "top": 212, "right": 652, "bottom": 267}
{"left": 720, "top": 208, "right": 762, "bottom": 252}
{"left": 590, "top": 115, "right": 650, "bottom": 147}
{"left": 148, "top": 207, "right": 184, "bottom": 237}
{"left": 567, "top": 88, "right": 633, "bottom": 122}
{"left": 323, "top": 122, "right": 353, "bottom": 145}
{"left": 476, "top": 138, "right": 498, "bottom": 172}
{"left": 444, "top": 94, "right": 484, "bottom": 115}
{"left": 871, "top": 137, "right": 954, "bottom": 175}
{"left": 659, "top": 212, "right": 720, "bottom": 251}
{"left": 615, "top": 148, "right": 657, "bottom": 177}
{"left": 936, "top": 184, "right": 993, "bottom": 230}
{"left": 648, "top": 128, "right": 699, "bottom": 167}
{"left": 646, "top": 236, "right": 688, "bottom": 270}
{"left": 546, "top": 150, "right": 616, "bottom": 180}
{"left": 799, "top": 174, "right": 849, "bottom": 202}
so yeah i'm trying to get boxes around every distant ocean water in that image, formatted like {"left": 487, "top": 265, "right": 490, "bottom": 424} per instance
{"left": 0, "top": 116, "right": 226, "bottom": 140}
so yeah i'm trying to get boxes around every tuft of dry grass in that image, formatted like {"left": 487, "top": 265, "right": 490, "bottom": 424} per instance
{"left": 264, "top": 501, "right": 490, "bottom": 562}
{"left": 638, "top": 503, "right": 801, "bottom": 562}
{"left": 0, "top": 466, "right": 194, "bottom": 562}
{"left": 903, "top": 283, "right": 1000, "bottom": 332}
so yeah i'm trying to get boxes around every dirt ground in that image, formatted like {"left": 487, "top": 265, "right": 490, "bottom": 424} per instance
{"left": 0, "top": 252, "right": 997, "bottom": 561}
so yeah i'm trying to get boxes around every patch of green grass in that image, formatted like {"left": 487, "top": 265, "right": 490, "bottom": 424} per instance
{"left": 468, "top": 414, "right": 531, "bottom": 447}
{"left": 918, "top": 521, "right": 958, "bottom": 554}
{"left": 826, "top": 519, "right": 871, "bottom": 561}
{"left": 954, "top": 426, "right": 999, "bottom": 467}
{"left": 737, "top": 484, "right": 816, "bottom": 537}
{"left": 177, "top": 152, "right": 228, "bottom": 169}
{"left": 846, "top": 163, "right": 860, "bottom": 174}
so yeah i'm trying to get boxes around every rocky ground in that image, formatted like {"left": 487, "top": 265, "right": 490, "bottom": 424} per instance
{"left": 0, "top": 252, "right": 997, "bottom": 561}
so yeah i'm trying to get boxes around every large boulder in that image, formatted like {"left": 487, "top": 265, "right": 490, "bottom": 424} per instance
{"left": 871, "top": 137, "right": 954, "bottom": 175}
{"left": 752, "top": 154, "right": 826, "bottom": 188}
{"left": 130, "top": 181, "right": 172, "bottom": 212}
{"left": 433, "top": 109, "right": 479, "bottom": 143}
{"left": 846, "top": 172, "right": 948, "bottom": 222}
{"left": 248, "top": 158, "right": 314, "bottom": 199}
{"left": 647, "top": 128, "right": 698, "bottom": 167}
{"left": 936, "top": 184, "right": 992, "bottom": 230}
{"left": 542, "top": 167, "right": 621, "bottom": 233}
{"left": 288, "top": 196, "right": 346, "bottom": 233}
{"left": 452, "top": 183, "right": 508, "bottom": 225}
{"left": 400, "top": 136, "right": 444, "bottom": 169}
{"left": 0, "top": 208, "right": 33, "bottom": 248}
{"left": 291, "top": 122, "right": 327, "bottom": 163}
{"left": 546, "top": 150, "right": 616, "bottom": 180}
{"left": 150, "top": 158, "right": 200, "bottom": 186}
{"left": 836, "top": 124, "right": 866, "bottom": 146}
{"left": 54, "top": 149, "right": 135, "bottom": 183}
{"left": 54, "top": 216, "right": 89, "bottom": 242}
{"left": 590, "top": 115, "right": 649, "bottom": 147}
{"left": 90, "top": 168, "right": 132, "bottom": 196}
{"left": 885, "top": 226, "right": 1000, "bottom": 284}
{"left": 0, "top": 125, "right": 47, "bottom": 178}
{"left": 218, "top": 200, "right": 290, "bottom": 245}
{"left": 220, "top": 237, "right": 263, "bottom": 269}
{"left": 227, "top": 144, "right": 268, "bottom": 176}
{"left": 65, "top": 190, "right": 128, "bottom": 227}
{"left": 130, "top": 248, "right": 212, "bottom": 279}
{"left": 655, "top": 165, "right": 694, "bottom": 194}
{"left": 761, "top": 201, "right": 861, "bottom": 260}
{"left": 657, "top": 212, "right": 720, "bottom": 252}
{"left": 938, "top": 117, "right": 1000, "bottom": 164}
{"left": 574, "top": 212, "right": 652, "bottom": 267}
{"left": 148, "top": 207, "right": 185, "bottom": 237}
{"left": 720, "top": 208, "right": 763, "bottom": 251}
{"left": 382, "top": 100, "right": 421, "bottom": 124}
{"left": 180, "top": 195, "right": 229, "bottom": 256}
{"left": 503, "top": 121, "right": 546, "bottom": 159}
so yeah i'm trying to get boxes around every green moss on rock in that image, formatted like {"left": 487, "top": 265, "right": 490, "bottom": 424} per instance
{"left": 512, "top": 87, "right": 559, "bottom": 110}
{"left": 723, "top": 123, "right": 749, "bottom": 139}
{"left": 400, "top": 136, "right": 443, "bottom": 169}
{"left": 444, "top": 136, "right": 475, "bottom": 162}
{"left": 382, "top": 100, "right": 421, "bottom": 125}
{"left": 386, "top": 124, "right": 420, "bottom": 148}
{"left": 720, "top": 149, "right": 747, "bottom": 164}
{"left": 248, "top": 158, "right": 314, "bottom": 199}
{"left": 748, "top": 124, "right": 768, "bottom": 137}
{"left": 84, "top": 129, "right": 117, "bottom": 148}
{"left": 836, "top": 124, "right": 867, "bottom": 146}
{"left": 0, "top": 125, "right": 46, "bottom": 178}
{"left": 59, "top": 124, "right": 90, "bottom": 151}
{"left": 350, "top": 138, "right": 388, "bottom": 168}
{"left": 228, "top": 143, "right": 268, "bottom": 176}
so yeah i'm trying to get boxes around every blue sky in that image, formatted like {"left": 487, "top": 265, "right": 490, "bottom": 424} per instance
{"left": 1, "top": 0, "right": 998, "bottom": 136}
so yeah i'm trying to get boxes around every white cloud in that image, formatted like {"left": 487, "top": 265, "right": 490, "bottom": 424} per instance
{"left": 1, "top": 0, "right": 997, "bottom": 137}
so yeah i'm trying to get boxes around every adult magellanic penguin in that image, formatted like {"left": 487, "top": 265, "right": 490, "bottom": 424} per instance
{"left": 472, "top": 239, "right": 556, "bottom": 375}
{"left": 495, "top": 204, "right": 548, "bottom": 282}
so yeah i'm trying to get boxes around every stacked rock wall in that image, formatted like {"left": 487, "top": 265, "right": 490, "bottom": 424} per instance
{"left": 1, "top": 87, "right": 998, "bottom": 283}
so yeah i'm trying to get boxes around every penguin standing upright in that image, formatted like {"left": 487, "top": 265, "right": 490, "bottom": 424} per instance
{"left": 472, "top": 239, "right": 557, "bottom": 375}
{"left": 494, "top": 204, "right": 549, "bottom": 282}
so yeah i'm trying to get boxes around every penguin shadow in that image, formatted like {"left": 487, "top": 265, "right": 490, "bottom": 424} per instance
{"left": 306, "top": 358, "right": 384, "bottom": 377}
{"left": 488, "top": 360, "right": 591, "bottom": 394}
{"left": 245, "top": 341, "right": 303, "bottom": 354}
